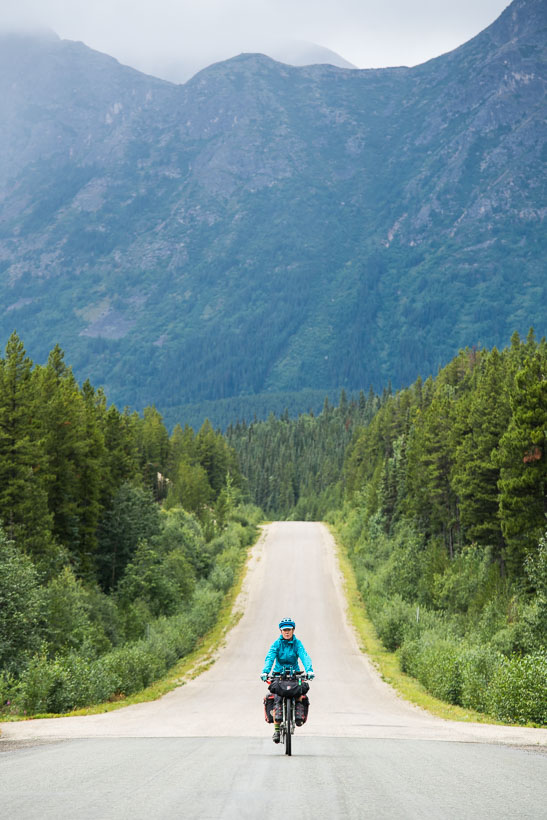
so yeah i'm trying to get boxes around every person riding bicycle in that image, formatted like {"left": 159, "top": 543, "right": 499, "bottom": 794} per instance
{"left": 261, "top": 617, "right": 314, "bottom": 743}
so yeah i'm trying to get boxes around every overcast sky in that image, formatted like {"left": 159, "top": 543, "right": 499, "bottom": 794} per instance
{"left": 1, "top": 0, "right": 511, "bottom": 79}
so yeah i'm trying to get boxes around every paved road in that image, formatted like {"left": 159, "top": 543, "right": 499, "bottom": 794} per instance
{"left": 1, "top": 523, "right": 546, "bottom": 818}
{"left": 1, "top": 737, "right": 546, "bottom": 819}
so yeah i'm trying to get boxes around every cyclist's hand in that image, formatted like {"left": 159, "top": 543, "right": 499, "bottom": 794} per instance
{"left": 260, "top": 673, "right": 268, "bottom": 682}
{"left": 307, "top": 672, "right": 315, "bottom": 680}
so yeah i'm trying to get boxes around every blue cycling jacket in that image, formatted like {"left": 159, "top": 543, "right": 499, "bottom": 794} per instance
{"left": 262, "top": 635, "right": 314, "bottom": 675}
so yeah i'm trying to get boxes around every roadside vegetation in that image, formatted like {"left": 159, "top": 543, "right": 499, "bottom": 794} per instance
{"left": 229, "top": 330, "right": 547, "bottom": 726}
{"left": 0, "top": 332, "right": 261, "bottom": 717}
{"left": 1, "top": 329, "right": 545, "bottom": 726}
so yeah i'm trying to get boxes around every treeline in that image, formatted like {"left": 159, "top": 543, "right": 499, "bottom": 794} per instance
{"left": 337, "top": 330, "right": 546, "bottom": 724}
{"left": 227, "top": 330, "right": 546, "bottom": 724}
{"left": 226, "top": 389, "right": 384, "bottom": 519}
{"left": 343, "top": 329, "right": 547, "bottom": 579}
{"left": 160, "top": 388, "right": 344, "bottom": 435}
{"left": 0, "top": 332, "right": 260, "bottom": 715}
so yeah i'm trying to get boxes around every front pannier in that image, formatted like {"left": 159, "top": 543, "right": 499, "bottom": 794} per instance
{"left": 263, "top": 694, "right": 275, "bottom": 723}
{"left": 297, "top": 695, "right": 310, "bottom": 724}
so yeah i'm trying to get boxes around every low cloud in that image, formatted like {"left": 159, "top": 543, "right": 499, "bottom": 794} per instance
{"left": 1, "top": 0, "right": 510, "bottom": 75}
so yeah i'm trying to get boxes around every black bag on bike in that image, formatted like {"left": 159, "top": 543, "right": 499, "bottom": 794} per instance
{"left": 268, "top": 678, "right": 309, "bottom": 698}
{"left": 263, "top": 694, "right": 275, "bottom": 723}
{"left": 296, "top": 695, "right": 310, "bottom": 725}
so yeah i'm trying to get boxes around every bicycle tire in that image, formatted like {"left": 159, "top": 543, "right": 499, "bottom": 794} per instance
{"left": 285, "top": 700, "right": 292, "bottom": 756}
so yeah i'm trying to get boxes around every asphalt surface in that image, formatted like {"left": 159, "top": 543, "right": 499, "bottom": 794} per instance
{"left": 1, "top": 522, "right": 546, "bottom": 818}
{"left": 1, "top": 737, "right": 547, "bottom": 819}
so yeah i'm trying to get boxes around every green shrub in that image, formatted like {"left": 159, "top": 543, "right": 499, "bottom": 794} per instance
{"left": 39, "top": 567, "right": 95, "bottom": 655}
{"left": 0, "top": 533, "right": 42, "bottom": 672}
{"left": 488, "top": 651, "right": 547, "bottom": 725}
{"left": 382, "top": 523, "right": 426, "bottom": 602}
{"left": 431, "top": 547, "right": 484, "bottom": 614}
{"left": 121, "top": 598, "right": 153, "bottom": 642}
{"left": 0, "top": 671, "right": 18, "bottom": 714}
{"left": 9, "top": 502, "right": 253, "bottom": 715}
{"left": 398, "top": 632, "right": 465, "bottom": 705}
{"left": 460, "top": 645, "right": 503, "bottom": 712}
{"left": 373, "top": 595, "right": 418, "bottom": 651}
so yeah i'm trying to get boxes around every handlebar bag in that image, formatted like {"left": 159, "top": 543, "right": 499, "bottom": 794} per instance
{"left": 268, "top": 679, "right": 309, "bottom": 698}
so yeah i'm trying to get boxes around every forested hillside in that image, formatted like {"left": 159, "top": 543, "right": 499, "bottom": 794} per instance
{"left": 0, "top": 333, "right": 260, "bottom": 715}
{"left": 0, "top": 0, "right": 545, "bottom": 422}
{"left": 229, "top": 331, "right": 547, "bottom": 724}
{"left": 226, "top": 388, "right": 384, "bottom": 518}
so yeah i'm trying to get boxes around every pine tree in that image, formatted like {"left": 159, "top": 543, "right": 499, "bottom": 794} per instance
{"left": 495, "top": 349, "right": 547, "bottom": 575}
{"left": 34, "top": 346, "right": 88, "bottom": 552}
{"left": 451, "top": 348, "right": 511, "bottom": 568}
{"left": 0, "top": 333, "right": 55, "bottom": 566}
{"left": 138, "top": 406, "right": 170, "bottom": 499}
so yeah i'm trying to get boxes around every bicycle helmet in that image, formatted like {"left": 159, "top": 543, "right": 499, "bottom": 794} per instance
{"left": 279, "top": 618, "right": 296, "bottom": 629}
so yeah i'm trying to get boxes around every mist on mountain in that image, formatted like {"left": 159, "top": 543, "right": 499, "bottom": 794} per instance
{"left": 0, "top": 0, "right": 544, "bottom": 425}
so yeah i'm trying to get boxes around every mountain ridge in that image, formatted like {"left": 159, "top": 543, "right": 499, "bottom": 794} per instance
{"left": 0, "top": 0, "right": 545, "bottom": 419}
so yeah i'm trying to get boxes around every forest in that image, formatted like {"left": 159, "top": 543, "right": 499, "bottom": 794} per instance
{"left": 1, "top": 329, "right": 545, "bottom": 725}
{"left": 228, "top": 330, "right": 547, "bottom": 725}
{"left": 0, "top": 332, "right": 260, "bottom": 714}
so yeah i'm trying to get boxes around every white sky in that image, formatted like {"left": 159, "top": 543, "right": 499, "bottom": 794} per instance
{"left": 1, "top": 0, "right": 511, "bottom": 78}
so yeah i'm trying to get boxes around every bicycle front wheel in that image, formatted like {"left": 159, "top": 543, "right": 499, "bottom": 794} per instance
{"left": 285, "top": 700, "right": 292, "bottom": 756}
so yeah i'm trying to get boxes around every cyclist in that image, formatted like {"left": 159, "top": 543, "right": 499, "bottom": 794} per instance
{"left": 261, "top": 617, "right": 315, "bottom": 743}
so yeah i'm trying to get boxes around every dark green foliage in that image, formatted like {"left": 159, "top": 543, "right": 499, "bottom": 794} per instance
{"left": 489, "top": 651, "right": 547, "bottom": 725}
{"left": 451, "top": 348, "right": 510, "bottom": 562}
{"left": 227, "top": 390, "right": 380, "bottom": 519}
{"left": 0, "top": 528, "right": 41, "bottom": 673}
{"left": 0, "top": 333, "right": 56, "bottom": 567}
{"left": 0, "top": 336, "right": 260, "bottom": 715}
{"left": 116, "top": 540, "right": 195, "bottom": 618}
{"left": 336, "top": 332, "right": 547, "bottom": 724}
{"left": 97, "top": 484, "right": 162, "bottom": 590}
{"left": 11, "top": 515, "right": 259, "bottom": 715}
{"left": 495, "top": 344, "right": 547, "bottom": 574}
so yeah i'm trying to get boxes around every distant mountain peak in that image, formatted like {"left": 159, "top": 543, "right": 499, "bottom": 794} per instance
{"left": 118, "top": 38, "right": 355, "bottom": 84}
{"left": 261, "top": 39, "right": 356, "bottom": 70}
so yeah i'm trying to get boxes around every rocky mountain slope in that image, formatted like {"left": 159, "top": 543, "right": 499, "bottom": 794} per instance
{"left": 0, "top": 0, "right": 545, "bottom": 420}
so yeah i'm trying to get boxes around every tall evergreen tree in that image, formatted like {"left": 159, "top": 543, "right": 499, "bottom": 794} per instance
{"left": 0, "top": 333, "right": 55, "bottom": 566}
{"left": 496, "top": 348, "right": 547, "bottom": 575}
{"left": 452, "top": 348, "right": 511, "bottom": 568}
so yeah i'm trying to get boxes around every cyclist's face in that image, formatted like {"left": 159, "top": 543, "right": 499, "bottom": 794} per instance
{"left": 281, "top": 627, "right": 294, "bottom": 639}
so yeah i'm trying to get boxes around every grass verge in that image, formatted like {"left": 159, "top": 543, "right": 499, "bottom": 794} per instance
{"left": 329, "top": 524, "right": 500, "bottom": 725}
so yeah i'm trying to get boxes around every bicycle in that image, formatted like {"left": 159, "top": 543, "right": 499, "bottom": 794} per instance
{"left": 266, "top": 669, "right": 311, "bottom": 756}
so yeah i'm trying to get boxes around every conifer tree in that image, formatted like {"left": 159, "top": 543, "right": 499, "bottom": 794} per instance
{"left": 72, "top": 380, "right": 106, "bottom": 577}
{"left": 496, "top": 349, "right": 547, "bottom": 575}
{"left": 452, "top": 348, "right": 510, "bottom": 566}
{"left": 0, "top": 333, "right": 55, "bottom": 566}
{"left": 138, "top": 406, "right": 171, "bottom": 499}
{"left": 34, "top": 346, "right": 88, "bottom": 553}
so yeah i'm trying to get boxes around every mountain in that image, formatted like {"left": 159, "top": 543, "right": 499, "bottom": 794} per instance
{"left": 0, "top": 0, "right": 545, "bottom": 424}
{"left": 138, "top": 40, "right": 356, "bottom": 85}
